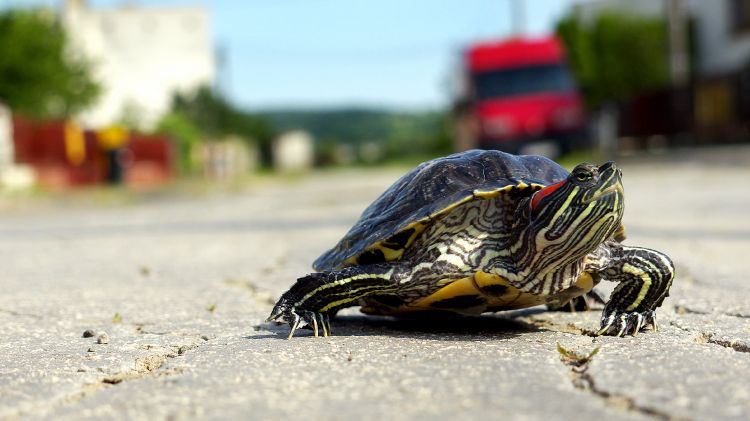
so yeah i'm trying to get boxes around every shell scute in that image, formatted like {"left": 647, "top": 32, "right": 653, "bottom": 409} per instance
{"left": 313, "top": 150, "right": 569, "bottom": 271}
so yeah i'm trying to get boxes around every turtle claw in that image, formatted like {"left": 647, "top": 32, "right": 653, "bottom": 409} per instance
{"left": 299, "top": 311, "right": 318, "bottom": 337}
{"left": 268, "top": 301, "right": 331, "bottom": 339}
{"left": 297, "top": 310, "right": 333, "bottom": 337}
{"left": 287, "top": 313, "right": 302, "bottom": 340}
{"left": 318, "top": 313, "right": 330, "bottom": 337}
{"left": 597, "top": 310, "right": 655, "bottom": 337}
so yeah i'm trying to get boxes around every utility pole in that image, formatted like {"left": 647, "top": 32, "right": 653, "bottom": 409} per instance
{"left": 215, "top": 41, "right": 232, "bottom": 101}
{"left": 666, "top": 0, "right": 689, "bottom": 85}
{"left": 510, "top": 0, "right": 525, "bottom": 36}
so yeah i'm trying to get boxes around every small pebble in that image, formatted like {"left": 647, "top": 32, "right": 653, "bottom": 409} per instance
{"left": 82, "top": 329, "right": 96, "bottom": 338}
{"left": 87, "top": 347, "right": 95, "bottom": 353}
{"left": 97, "top": 333, "right": 109, "bottom": 344}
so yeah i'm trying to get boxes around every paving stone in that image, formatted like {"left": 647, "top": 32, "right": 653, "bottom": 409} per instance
{"left": 1, "top": 147, "right": 749, "bottom": 420}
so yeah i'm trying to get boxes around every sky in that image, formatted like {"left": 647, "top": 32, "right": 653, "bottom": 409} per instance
{"left": 2, "top": 0, "right": 578, "bottom": 111}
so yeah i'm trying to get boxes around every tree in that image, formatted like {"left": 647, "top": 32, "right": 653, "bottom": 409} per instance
{"left": 0, "top": 9, "right": 100, "bottom": 119}
{"left": 170, "top": 86, "right": 276, "bottom": 166}
{"left": 556, "top": 12, "right": 670, "bottom": 108}
{"left": 155, "top": 111, "right": 202, "bottom": 174}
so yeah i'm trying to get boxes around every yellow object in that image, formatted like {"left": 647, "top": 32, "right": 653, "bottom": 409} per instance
{"left": 64, "top": 122, "right": 86, "bottom": 166}
{"left": 97, "top": 125, "right": 130, "bottom": 150}
{"left": 409, "top": 271, "right": 547, "bottom": 313}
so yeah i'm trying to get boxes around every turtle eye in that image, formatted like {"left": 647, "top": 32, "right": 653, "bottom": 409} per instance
{"left": 574, "top": 171, "right": 592, "bottom": 182}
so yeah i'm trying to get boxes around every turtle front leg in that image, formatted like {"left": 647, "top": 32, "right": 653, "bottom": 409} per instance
{"left": 597, "top": 246, "right": 674, "bottom": 336}
{"left": 267, "top": 264, "right": 405, "bottom": 338}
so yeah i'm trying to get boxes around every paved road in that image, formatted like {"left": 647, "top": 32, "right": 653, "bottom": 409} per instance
{"left": 1, "top": 147, "right": 749, "bottom": 420}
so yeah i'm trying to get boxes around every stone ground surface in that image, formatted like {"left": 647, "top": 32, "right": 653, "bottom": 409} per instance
{"left": 1, "top": 146, "right": 749, "bottom": 420}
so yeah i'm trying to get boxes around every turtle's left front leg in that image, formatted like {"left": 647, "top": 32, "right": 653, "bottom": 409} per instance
{"left": 267, "top": 263, "right": 408, "bottom": 338}
{"left": 597, "top": 245, "right": 675, "bottom": 336}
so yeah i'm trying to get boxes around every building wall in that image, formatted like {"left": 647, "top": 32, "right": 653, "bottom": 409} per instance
{"left": 62, "top": 0, "right": 215, "bottom": 129}
{"left": 687, "top": 0, "right": 750, "bottom": 76}
{"left": 0, "top": 103, "right": 13, "bottom": 170}
{"left": 575, "top": 0, "right": 750, "bottom": 76}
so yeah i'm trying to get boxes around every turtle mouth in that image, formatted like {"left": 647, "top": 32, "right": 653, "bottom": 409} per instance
{"left": 582, "top": 183, "right": 624, "bottom": 204}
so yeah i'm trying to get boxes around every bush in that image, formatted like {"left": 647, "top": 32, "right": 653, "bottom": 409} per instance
{"left": 556, "top": 12, "right": 670, "bottom": 108}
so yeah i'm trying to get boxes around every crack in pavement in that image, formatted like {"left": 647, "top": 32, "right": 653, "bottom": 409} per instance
{"left": 557, "top": 345, "right": 682, "bottom": 420}
{"left": 670, "top": 320, "right": 750, "bottom": 354}
{"left": 695, "top": 332, "right": 750, "bottom": 353}
{"left": 6, "top": 336, "right": 207, "bottom": 419}
{"left": 674, "top": 304, "right": 750, "bottom": 319}
{"left": 0, "top": 307, "right": 43, "bottom": 319}
{"left": 668, "top": 320, "right": 691, "bottom": 333}
{"left": 671, "top": 266, "right": 750, "bottom": 319}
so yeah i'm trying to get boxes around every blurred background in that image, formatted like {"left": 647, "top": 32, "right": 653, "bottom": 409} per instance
{"left": 0, "top": 0, "right": 746, "bottom": 191}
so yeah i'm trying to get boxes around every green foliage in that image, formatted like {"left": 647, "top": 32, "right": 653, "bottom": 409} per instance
{"left": 155, "top": 112, "right": 202, "bottom": 174}
{"left": 0, "top": 9, "right": 100, "bottom": 118}
{"left": 169, "top": 89, "right": 450, "bottom": 168}
{"left": 556, "top": 12, "right": 670, "bottom": 107}
{"left": 171, "top": 86, "right": 275, "bottom": 165}
{"left": 260, "top": 108, "right": 451, "bottom": 164}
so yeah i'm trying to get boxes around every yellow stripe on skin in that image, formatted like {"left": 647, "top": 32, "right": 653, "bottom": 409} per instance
{"left": 318, "top": 284, "right": 394, "bottom": 312}
{"left": 623, "top": 263, "right": 651, "bottom": 311}
{"left": 535, "top": 186, "right": 579, "bottom": 247}
{"left": 294, "top": 270, "right": 395, "bottom": 309}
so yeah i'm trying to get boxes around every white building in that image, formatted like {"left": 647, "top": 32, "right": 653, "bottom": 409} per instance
{"left": 61, "top": 0, "right": 216, "bottom": 129}
{"left": 688, "top": 0, "right": 750, "bottom": 76}
{"left": 0, "top": 103, "right": 34, "bottom": 190}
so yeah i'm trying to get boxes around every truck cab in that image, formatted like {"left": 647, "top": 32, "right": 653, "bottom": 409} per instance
{"left": 454, "top": 37, "right": 586, "bottom": 157}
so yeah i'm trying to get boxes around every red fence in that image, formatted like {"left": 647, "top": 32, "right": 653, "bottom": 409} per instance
{"left": 12, "top": 116, "right": 174, "bottom": 188}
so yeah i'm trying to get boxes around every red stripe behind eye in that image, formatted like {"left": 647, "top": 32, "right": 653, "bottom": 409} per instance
{"left": 531, "top": 180, "right": 566, "bottom": 211}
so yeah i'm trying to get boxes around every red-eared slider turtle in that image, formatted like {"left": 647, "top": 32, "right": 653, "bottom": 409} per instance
{"left": 269, "top": 150, "right": 674, "bottom": 338}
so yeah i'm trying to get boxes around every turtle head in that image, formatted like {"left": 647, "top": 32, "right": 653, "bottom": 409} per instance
{"left": 528, "top": 161, "right": 624, "bottom": 255}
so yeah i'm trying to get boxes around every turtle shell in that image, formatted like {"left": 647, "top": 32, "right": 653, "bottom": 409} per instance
{"left": 313, "top": 150, "right": 570, "bottom": 272}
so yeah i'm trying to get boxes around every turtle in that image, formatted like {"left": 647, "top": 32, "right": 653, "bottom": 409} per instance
{"left": 268, "top": 150, "right": 674, "bottom": 338}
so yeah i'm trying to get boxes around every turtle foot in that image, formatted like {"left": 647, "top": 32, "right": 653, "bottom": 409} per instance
{"left": 267, "top": 303, "right": 331, "bottom": 339}
{"left": 597, "top": 309, "right": 656, "bottom": 337}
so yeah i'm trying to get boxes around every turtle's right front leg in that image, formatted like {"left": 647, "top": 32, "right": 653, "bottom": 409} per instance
{"left": 268, "top": 264, "right": 406, "bottom": 338}
{"left": 597, "top": 245, "right": 675, "bottom": 336}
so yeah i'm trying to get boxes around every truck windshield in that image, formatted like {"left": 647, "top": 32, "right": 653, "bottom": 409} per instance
{"left": 473, "top": 64, "right": 575, "bottom": 100}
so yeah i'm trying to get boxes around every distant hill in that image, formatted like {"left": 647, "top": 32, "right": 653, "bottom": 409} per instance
{"left": 257, "top": 108, "right": 450, "bottom": 154}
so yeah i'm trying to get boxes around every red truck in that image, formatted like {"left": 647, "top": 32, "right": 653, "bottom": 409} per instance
{"left": 453, "top": 36, "right": 586, "bottom": 157}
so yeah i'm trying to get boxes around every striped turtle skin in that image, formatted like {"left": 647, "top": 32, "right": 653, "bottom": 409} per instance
{"left": 269, "top": 150, "right": 674, "bottom": 339}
